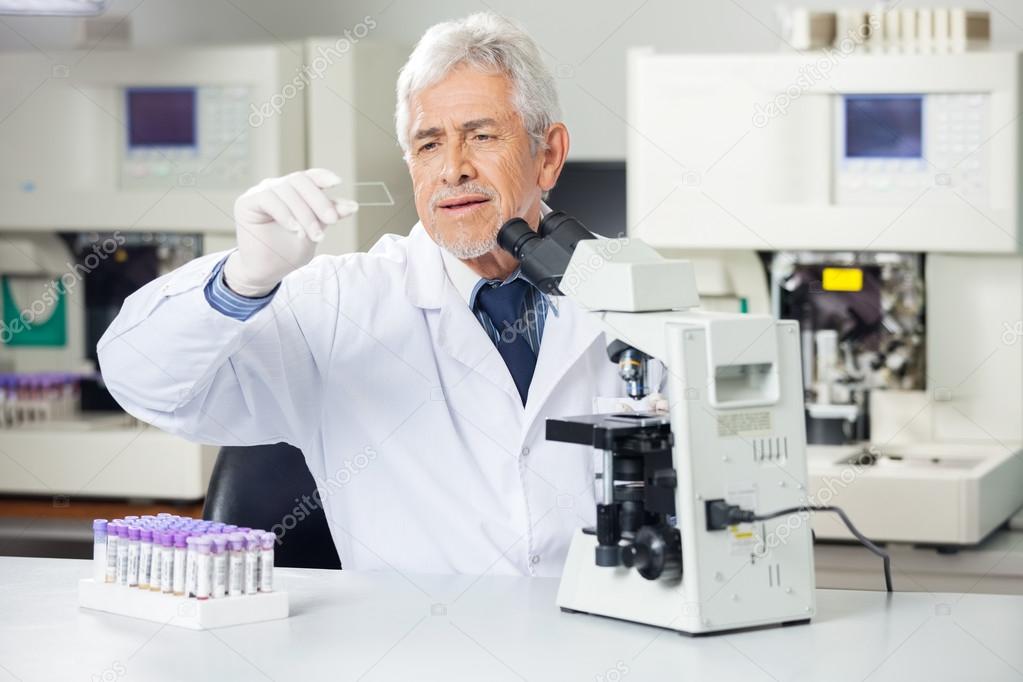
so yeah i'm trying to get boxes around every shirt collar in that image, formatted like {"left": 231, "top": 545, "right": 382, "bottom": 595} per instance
{"left": 441, "top": 201, "right": 553, "bottom": 308}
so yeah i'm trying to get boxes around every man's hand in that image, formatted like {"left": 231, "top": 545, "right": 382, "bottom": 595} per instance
{"left": 223, "top": 169, "right": 359, "bottom": 297}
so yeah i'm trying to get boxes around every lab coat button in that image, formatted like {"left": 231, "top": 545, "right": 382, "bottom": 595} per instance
{"left": 521, "top": 447, "right": 530, "bottom": 457}
{"left": 530, "top": 554, "right": 540, "bottom": 565}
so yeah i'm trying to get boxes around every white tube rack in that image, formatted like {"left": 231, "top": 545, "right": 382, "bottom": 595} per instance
{"left": 77, "top": 579, "right": 289, "bottom": 630}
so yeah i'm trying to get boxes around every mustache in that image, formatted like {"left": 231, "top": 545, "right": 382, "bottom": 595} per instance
{"left": 429, "top": 183, "right": 498, "bottom": 211}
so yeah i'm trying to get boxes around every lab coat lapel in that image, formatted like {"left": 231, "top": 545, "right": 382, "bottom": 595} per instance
{"left": 402, "top": 223, "right": 446, "bottom": 309}
{"left": 403, "top": 223, "right": 522, "bottom": 404}
{"left": 523, "top": 296, "right": 605, "bottom": 429}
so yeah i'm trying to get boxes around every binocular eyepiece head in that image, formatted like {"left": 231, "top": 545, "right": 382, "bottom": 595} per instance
{"left": 496, "top": 211, "right": 597, "bottom": 296}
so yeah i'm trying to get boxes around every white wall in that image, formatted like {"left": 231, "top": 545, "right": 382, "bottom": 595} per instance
{"left": 1, "top": 0, "right": 1022, "bottom": 159}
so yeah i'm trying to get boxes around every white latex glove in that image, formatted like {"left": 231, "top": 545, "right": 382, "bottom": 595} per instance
{"left": 647, "top": 392, "right": 670, "bottom": 414}
{"left": 223, "top": 168, "right": 359, "bottom": 297}
{"left": 613, "top": 392, "right": 670, "bottom": 414}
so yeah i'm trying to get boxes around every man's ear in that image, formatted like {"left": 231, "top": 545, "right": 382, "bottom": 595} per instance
{"left": 538, "top": 123, "right": 570, "bottom": 193}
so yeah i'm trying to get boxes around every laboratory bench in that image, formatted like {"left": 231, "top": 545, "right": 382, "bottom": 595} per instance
{"left": 3, "top": 489, "right": 1023, "bottom": 595}
{"left": 0, "top": 496, "right": 204, "bottom": 559}
{"left": 2, "top": 557, "right": 1023, "bottom": 682}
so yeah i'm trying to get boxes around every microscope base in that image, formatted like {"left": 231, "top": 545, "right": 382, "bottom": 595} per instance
{"left": 559, "top": 605, "right": 812, "bottom": 637}
{"left": 556, "top": 530, "right": 815, "bottom": 636}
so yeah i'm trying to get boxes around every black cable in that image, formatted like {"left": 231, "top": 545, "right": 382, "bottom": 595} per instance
{"left": 750, "top": 505, "right": 893, "bottom": 593}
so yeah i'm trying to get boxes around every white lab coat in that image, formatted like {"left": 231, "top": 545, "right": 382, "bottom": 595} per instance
{"left": 98, "top": 222, "right": 653, "bottom": 577}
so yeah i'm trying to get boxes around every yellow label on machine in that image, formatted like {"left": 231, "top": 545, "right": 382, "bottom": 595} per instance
{"left": 822, "top": 267, "right": 863, "bottom": 292}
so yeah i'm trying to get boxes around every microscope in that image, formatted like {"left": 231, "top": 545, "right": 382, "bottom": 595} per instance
{"left": 498, "top": 212, "right": 821, "bottom": 635}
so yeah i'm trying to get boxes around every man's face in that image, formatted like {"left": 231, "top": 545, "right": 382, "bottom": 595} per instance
{"left": 405, "top": 65, "right": 544, "bottom": 259}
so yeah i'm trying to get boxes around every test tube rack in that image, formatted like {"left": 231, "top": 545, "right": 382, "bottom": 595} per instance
{"left": 77, "top": 579, "right": 289, "bottom": 630}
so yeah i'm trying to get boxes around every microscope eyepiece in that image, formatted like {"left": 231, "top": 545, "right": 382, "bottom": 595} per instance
{"left": 495, "top": 217, "right": 538, "bottom": 260}
{"left": 538, "top": 211, "right": 597, "bottom": 250}
{"left": 496, "top": 211, "right": 598, "bottom": 296}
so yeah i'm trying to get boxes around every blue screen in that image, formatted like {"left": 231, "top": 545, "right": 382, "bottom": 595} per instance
{"left": 844, "top": 95, "right": 923, "bottom": 159}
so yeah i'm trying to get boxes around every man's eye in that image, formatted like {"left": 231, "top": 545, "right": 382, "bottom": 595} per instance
{"left": 474, "top": 134, "right": 493, "bottom": 141}
{"left": 419, "top": 142, "right": 438, "bottom": 153}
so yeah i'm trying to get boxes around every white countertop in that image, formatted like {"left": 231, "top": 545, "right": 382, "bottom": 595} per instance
{"left": 2, "top": 557, "right": 1023, "bottom": 681}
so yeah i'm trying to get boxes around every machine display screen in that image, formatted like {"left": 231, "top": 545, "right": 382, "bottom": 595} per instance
{"left": 844, "top": 95, "right": 923, "bottom": 159}
{"left": 126, "top": 88, "right": 196, "bottom": 147}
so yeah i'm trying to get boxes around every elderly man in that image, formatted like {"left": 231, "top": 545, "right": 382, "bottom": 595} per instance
{"left": 99, "top": 12, "right": 654, "bottom": 576}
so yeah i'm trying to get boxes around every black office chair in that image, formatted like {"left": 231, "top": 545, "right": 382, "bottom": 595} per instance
{"left": 203, "top": 443, "right": 342, "bottom": 570}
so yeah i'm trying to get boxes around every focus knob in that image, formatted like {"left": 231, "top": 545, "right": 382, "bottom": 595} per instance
{"left": 622, "top": 525, "right": 682, "bottom": 581}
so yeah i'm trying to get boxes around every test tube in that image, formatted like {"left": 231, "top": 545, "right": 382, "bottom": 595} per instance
{"left": 259, "top": 531, "right": 275, "bottom": 592}
{"left": 149, "top": 528, "right": 163, "bottom": 592}
{"left": 104, "top": 521, "right": 119, "bottom": 583}
{"left": 228, "top": 533, "right": 245, "bottom": 597}
{"left": 195, "top": 536, "right": 212, "bottom": 600}
{"left": 212, "top": 535, "right": 228, "bottom": 599}
{"left": 160, "top": 532, "right": 174, "bottom": 594}
{"left": 138, "top": 527, "right": 153, "bottom": 589}
{"left": 243, "top": 532, "right": 260, "bottom": 595}
{"left": 126, "top": 526, "right": 140, "bottom": 587}
{"left": 172, "top": 532, "right": 187, "bottom": 596}
{"left": 115, "top": 524, "right": 129, "bottom": 586}
{"left": 184, "top": 535, "right": 197, "bottom": 598}
{"left": 92, "top": 520, "right": 108, "bottom": 583}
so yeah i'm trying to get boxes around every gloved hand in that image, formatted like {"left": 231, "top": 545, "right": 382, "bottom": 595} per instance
{"left": 223, "top": 168, "right": 359, "bottom": 297}
{"left": 613, "top": 392, "right": 670, "bottom": 414}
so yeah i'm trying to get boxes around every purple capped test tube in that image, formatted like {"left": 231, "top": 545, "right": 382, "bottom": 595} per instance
{"left": 172, "top": 532, "right": 188, "bottom": 595}
{"left": 228, "top": 533, "right": 246, "bottom": 597}
{"left": 211, "top": 535, "right": 228, "bottom": 599}
{"left": 92, "top": 519, "right": 108, "bottom": 583}
{"left": 258, "top": 531, "right": 275, "bottom": 592}
{"left": 115, "top": 523, "right": 129, "bottom": 586}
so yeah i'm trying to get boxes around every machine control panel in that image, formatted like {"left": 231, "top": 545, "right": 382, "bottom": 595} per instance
{"left": 834, "top": 93, "right": 989, "bottom": 205}
{"left": 120, "top": 85, "right": 253, "bottom": 190}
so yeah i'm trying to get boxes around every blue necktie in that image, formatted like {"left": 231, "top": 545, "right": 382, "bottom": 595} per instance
{"left": 475, "top": 279, "right": 538, "bottom": 405}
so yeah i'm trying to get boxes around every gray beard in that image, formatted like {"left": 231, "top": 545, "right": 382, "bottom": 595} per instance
{"left": 430, "top": 210, "right": 503, "bottom": 259}
{"left": 435, "top": 230, "right": 499, "bottom": 259}
{"left": 428, "top": 185, "right": 502, "bottom": 260}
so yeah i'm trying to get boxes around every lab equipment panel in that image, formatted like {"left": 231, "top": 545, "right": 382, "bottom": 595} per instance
{"left": 834, "top": 93, "right": 989, "bottom": 205}
{"left": 627, "top": 50, "right": 1021, "bottom": 253}
{"left": 121, "top": 86, "right": 254, "bottom": 189}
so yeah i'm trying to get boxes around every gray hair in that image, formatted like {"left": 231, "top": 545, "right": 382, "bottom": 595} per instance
{"left": 395, "top": 12, "right": 561, "bottom": 157}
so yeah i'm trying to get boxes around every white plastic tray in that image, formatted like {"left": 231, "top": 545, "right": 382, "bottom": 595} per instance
{"left": 78, "top": 579, "right": 289, "bottom": 630}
